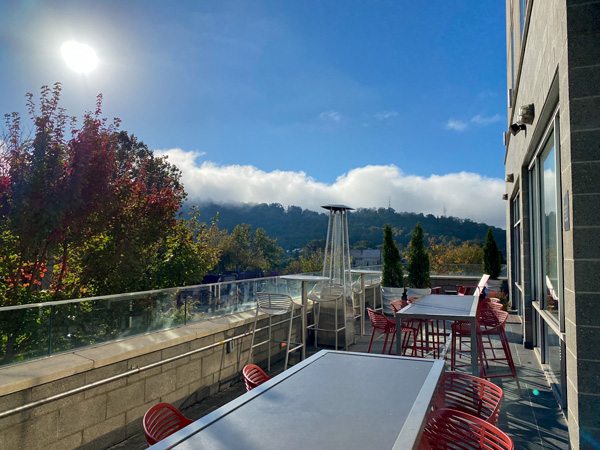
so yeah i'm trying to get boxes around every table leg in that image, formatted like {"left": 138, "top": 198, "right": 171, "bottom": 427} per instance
{"left": 470, "top": 318, "right": 478, "bottom": 375}
{"left": 395, "top": 313, "right": 402, "bottom": 356}
{"left": 301, "top": 281, "right": 308, "bottom": 361}
{"left": 360, "top": 274, "right": 366, "bottom": 336}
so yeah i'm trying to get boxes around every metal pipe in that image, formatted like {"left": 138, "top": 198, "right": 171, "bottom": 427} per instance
{"left": 0, "top": 320, "right": 278, "bottom": 419}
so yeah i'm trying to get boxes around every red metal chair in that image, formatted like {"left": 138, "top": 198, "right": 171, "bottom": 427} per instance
{"left": 476, "top": 309, "right": 522, "bottom": 396}
{"left": 366, "top": 307, "right": 396, "bottom": 354}
{"left": 433, "top": 373, "right": 504, "bottom": 425}
{"left": 143, "top": 403, "right": 193, "bottom": 447}
{"left": 420, "top": 408, "right": 514, "bottom": 449}
{"left": 243, "top": 364, "right": 270, "bottom": 391}
{"left": 389, "top": 300, "right": 421, "bottom": 356}
{"left": 457, "top": 285, "right": 478, "bottom": 296}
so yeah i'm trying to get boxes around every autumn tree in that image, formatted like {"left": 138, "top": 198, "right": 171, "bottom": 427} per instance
{"left": 0, "top": 84, "right": 221, "bottom": 363}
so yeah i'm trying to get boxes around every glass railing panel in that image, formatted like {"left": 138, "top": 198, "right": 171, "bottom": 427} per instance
{"left": 0, "top": 305, "right": 51, "bottom": 365}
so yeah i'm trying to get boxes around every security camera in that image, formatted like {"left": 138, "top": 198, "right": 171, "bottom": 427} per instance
{"left": 509, "top": 123, "right": 526, "bottom": 135}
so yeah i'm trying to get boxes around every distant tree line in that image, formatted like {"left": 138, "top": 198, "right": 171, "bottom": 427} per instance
{"left": 188, "top": 202, "right": 506, "bottom": 256}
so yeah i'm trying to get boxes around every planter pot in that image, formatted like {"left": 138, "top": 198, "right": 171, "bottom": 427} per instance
{"left": 381, "top": 286, "right": 404, "bottom": 316}
{"left": 486, "top": 279, "right": 503, "bottom": 294}
{"left": 406, "top": 287, "right": 431, "bottom": 300}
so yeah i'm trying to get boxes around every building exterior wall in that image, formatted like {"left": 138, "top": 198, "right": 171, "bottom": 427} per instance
{"left": 505, "top": 1, "right": 600, "bottom": 448}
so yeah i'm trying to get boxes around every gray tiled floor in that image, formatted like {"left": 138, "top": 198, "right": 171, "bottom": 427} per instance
{"left": 109, "top": 313, "right": 570, "bottom": 449}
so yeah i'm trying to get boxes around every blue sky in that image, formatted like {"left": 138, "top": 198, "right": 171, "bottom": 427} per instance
{"left": 0, "top": 0, "right": 509, "bottom": 227}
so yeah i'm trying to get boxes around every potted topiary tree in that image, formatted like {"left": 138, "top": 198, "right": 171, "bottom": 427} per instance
{"left": 406, "top": 223, "right": 431, "bottom": 299}
{"left": 482, "top": 227, "right": 503, "bottom": 293}
{"left": 380, "top": 224, "right": 404, "bottom": 315}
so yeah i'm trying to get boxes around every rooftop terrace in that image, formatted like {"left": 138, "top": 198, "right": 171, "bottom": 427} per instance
{"left": 107, "top": 312, "right": 569, "bottom": 450}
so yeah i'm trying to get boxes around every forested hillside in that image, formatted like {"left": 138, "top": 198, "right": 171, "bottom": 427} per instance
{"left": 189, "top": 202, "right": 507, "bottom": 256}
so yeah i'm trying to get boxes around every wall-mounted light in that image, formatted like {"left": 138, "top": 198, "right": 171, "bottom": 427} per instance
{"left": 509, "top": 103, "right": 535, "bottom": 136}
{"left": 502, "top": 194, "right": 509, "bottom": 200}
{"left": 509, "top": 123, "right": 526, "bottom": 135}
{"left": 518, "top": 104, "right": 534, "bottom": 125}
{"left": 505, "top": 174, "right": 514, "bottom": 183}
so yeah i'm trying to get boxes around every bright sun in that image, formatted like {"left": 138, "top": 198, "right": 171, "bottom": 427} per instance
{"left": 61, "top": 41, "right": 98, "bottom": 74}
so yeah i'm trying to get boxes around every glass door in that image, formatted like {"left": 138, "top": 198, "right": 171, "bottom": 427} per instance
{"left": 528, "top": 113, "right": 565, "bottom": 407}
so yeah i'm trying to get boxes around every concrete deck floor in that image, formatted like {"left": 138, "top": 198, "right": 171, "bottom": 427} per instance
{"left": 109, "top": 313, "right": 570, "bottom": 450}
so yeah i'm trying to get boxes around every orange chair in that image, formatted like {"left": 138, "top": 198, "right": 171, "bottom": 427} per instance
{"left": 420, "top": 408, "right": 513, "bottom": 450}
{"left": 243, "top": 364, "right": 270, "bottom": 391}
{"left": 143, "top": 403, "right": 193, "bottom": 447}
{"left": 433, "top": 373, "right": 503, "bottom": 425}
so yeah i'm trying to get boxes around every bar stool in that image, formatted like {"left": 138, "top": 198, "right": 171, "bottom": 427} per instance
{"left": 248, "top": 292, "right": 304, "bottom": 371}
{"left": 477, "top": 309, "right": 522, "bottom": 396}
{"left": 308, "top": 281, "right": 346, "bottom": 350}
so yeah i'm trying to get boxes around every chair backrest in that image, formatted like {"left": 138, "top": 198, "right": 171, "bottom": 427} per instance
{"left": 367, "top": 307, "right": 394, "bottom": 332}
{"left": 390, "top": 299, "right": 409, "bottom": 314}
{"left": 434, "top": 373, "right": 504, "bottom": 425}
{"left": 458, "top": 285, "right": 478, "bottom": 296}
{"left": 243, "top": 364, "right": 270, "bottom": 391}
{"left": 308, "top": 281, "right": 344, "bottom": 302}
{"left": 256, "top": 292, "right": 294, "bottom": 315}
{"left": 143, "top": 403, "right": 193, "bottom": 446}
{"left": 422, "top": 408, "right": 513, "bottom": 450}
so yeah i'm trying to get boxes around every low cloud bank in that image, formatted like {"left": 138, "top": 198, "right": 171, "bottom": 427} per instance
{"left": 154, "top": 148, "right": 506, "bottom": 229}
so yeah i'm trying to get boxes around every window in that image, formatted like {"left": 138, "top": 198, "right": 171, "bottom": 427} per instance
{"left": 528, "top": 111, "right": 566, "bottom": 406}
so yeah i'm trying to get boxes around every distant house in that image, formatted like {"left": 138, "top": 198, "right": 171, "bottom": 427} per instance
{"left": 350, "top": 249, "right": 381, "bottom": 267}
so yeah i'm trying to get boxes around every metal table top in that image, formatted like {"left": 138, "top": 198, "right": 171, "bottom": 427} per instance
{"left": 151, "top": 350, "right": 444, "bottom": 450}
{"left": 397, "top": 294, "right": 478, "bottom": 320}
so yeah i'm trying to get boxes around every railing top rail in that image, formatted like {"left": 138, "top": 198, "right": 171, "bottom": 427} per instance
{"left": 0, "top": 276, "right": 282, "bottom": 312}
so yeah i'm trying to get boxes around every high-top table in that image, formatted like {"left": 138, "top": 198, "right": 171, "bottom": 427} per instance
{"left": 150, "top": 350, "right": 444, "bottom": 450}
{"left": 280, "top": 274, "right": 329, "bottom": 360}
{"left": 350, "top": 269, "right": 382, "bottom": 335}
{"left": 395, "top": 294, "right": 479, "bottom": 375}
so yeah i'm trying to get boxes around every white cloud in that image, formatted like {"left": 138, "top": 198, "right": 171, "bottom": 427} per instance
{"left": 471, "top": 114, "right": 503, "bottom": 125}
{"left": 446, "top": 113, "right": 504, "bottom": 131}
{"left": 374, "top": 111, "right": 398, "bottom": 120}
{"left": 154, "top": 148, "right": 506, "bottom": 228}
{"left": 446, "top": 119, "right": 468, "bottom": 131}
{"left": 318, "top": 110, "right": 342, "bottom": 122}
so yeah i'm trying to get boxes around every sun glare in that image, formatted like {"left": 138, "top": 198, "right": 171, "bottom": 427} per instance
{"left": 61, "top": 41, "right": 98, "bottom": 74}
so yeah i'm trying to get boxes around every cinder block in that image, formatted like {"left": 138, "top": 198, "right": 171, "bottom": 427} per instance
{"left": 57, "top": 395, "right": 106, "bottom": 437}
{"left": 82, "top": 413, "right": 126, "bottom": 444}
{"left": 160, "top": 386, "right": 189, "bottom": 406}
{"left": 106, "top": 381, "right": 145, "bottom": 418}
{"left": 176, "top": 358, "right": 202, "bottom": 389}
{"left": 0, "top": 411, "right": 59, "bottom": 450}
{"left": 44, "top": 432, "right": 83, "bottom": 450}
{"left": 144, "top": 370, "right": 177, "bottom": 403}
{"left": 31, "top": 373, "right": 86, "bottom": 402}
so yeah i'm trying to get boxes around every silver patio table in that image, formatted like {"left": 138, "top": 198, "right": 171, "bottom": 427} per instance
{"left": 350, "top": 269, "right": 382, "bottom": 335}
{"left": 395, "top": 294, "right": 479, "bottom": 375}
{"left": 280, "top": 274, "right": 329, "bottom": 360}
{"left": 150, "top": 350, "right": 444, "bottom": 450}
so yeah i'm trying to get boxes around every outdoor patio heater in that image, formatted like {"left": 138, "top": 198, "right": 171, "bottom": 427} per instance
{"left": 313, "top": 204, "right": 355, "bottom": 348}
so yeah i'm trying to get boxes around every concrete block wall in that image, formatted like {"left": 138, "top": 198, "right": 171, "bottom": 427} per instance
{"left": 564, "top": 2, "right": 600, "bottom": 448}
{"left": 0, "top": 310, "right": 300, "bottom": 450}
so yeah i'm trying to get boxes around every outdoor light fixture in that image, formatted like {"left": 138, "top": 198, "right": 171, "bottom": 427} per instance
{"left": 502, "top": 194, "right": 509, "bottom": 200}
{"left": 510, "top": 123, "right": 526, "bottom": 135}
{"left": 509, "top": 103, "right": 535, "bottom": 136}
{"left": 506, "top": 174, "right": 514, "bottom": 183}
